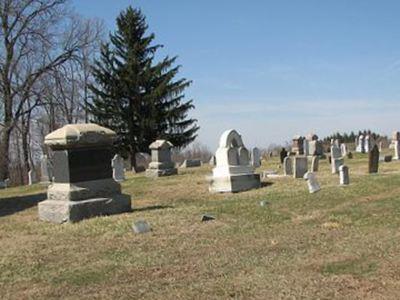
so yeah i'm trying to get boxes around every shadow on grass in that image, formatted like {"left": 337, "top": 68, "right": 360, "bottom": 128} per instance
{"left": 261, "top": 181, "right": 274, "bottom": 188}
{"left": 133, "top": 205, "right": 174, "bottom": 212}
{"left": 0, "top": 193, "right": 46, "bottom": 217}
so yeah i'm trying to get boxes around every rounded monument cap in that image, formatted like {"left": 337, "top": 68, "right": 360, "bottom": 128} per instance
{"left": 45, "top": 123, "right": 116, "bottom": 149}
{"left": 149, "top": 139, "right": 174, "bottom": 150}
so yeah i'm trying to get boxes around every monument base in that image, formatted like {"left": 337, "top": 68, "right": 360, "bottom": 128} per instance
{"left": 38, "top": 194, "right": 132, "bottom": 224}
{"left": 209, "top": 173, "right": 261, "bottom": 193}
{"left": 145, "top": 168, "right": 177, "bottom": 178}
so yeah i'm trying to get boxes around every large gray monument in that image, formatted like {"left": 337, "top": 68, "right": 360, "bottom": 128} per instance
{"left": 38, "top": 124, "right": 132, "bottom": 223}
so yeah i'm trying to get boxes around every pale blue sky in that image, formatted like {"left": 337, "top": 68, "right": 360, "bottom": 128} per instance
{"left": 72, "top": 0, "right": 400, "bottom": 149}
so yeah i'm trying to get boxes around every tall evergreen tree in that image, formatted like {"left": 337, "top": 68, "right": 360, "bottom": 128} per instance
{"left": 89, "top": 6, "right": 199, "bottom": 169}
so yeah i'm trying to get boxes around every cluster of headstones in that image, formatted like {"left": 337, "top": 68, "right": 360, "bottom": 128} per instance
{"left": 355, "top": 132, "right": 375, "bottom": 153}
{"left": 291, "top": 134, "right": 324, "bottom": 156}
{"left": 30, "top": 123, "right": 397, "bottom": 224}
{"left": 281, "top": 137, "right": 351, "bottom": 194}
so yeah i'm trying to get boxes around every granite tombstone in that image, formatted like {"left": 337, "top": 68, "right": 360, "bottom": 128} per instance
{"left": 368, "top": 144, "right": 379, "bottom": 173}
{"left": 145, "top": 140, "right": 177, "bottom": 177}
{"left": 38, "top": 123, "right": 132, "bottom": 223}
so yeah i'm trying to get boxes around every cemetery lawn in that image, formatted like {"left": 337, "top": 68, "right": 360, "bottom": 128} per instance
{"left": 2, "top": 154, "right": 400, "bottom": 299}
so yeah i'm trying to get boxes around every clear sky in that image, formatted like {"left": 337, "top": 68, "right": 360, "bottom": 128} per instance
{"left": 71, "top": 0, "right": 400, "bottom": 150}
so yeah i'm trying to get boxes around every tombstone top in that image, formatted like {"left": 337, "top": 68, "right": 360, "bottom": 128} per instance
{"left": 45, "top": 123, "right": 116, "bottom": 149}
{"left": 392, "top": 131, "right": 400, "bottom": 141}
{"left": 293, "top": 135, "right": 304, "bottom": 140}
{"left": 306, "top": 133, "right": 318, "bottom": 141}
{"left": 219, "top": 129, "right": 244, "bottom": 148}
{"left": 149, "top": 139, "right": 174, "bottom": 150}
{"left": 303, "top": 172, "right": 315, "bottom": 180}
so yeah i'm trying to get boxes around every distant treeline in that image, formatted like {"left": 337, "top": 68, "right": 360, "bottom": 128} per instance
{"left": 322, "top": 130, "right": 385, "bottom": 143}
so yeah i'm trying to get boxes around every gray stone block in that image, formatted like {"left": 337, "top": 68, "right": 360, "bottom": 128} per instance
{"left": 209, "top": 174, "right": 261, "bottom": 193}
{"left": 38, "top": 194, "right": 132, "bottom": 224}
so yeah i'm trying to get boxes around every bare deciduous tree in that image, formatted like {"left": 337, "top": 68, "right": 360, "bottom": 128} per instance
{"left": 0, "top": 0, "right": 103, "bottom": 180}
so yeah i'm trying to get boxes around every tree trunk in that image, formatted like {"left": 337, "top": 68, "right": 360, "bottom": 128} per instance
{"left": 130, "top": 149, "right": 137, "bottom": 172}
{"left": 0, "top": 127, "right": 11, "bottom": 181}
{"left": 21, "top": 117, "right": 31, "bottom": 180}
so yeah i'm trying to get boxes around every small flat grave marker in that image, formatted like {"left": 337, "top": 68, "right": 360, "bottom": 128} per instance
{"left": 132, "top": 220, "right": 152, "bottom": 234}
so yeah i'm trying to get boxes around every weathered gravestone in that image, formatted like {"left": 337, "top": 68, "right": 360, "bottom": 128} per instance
{"left": 394, "top": 140, "right": 400, "bottom": 160}
{"left": 283, "top": 156, "right": 293, "bottom": 176}
{"left": 311, "top": 156, "right": 319, "bottom": 172}
{"left": 303, "top": 172, "right": 321, "bottom": 193}
{"left": 112, "top": 154, "right": 125, "bottom": 182}
{"left": 0, "top": 180, "right": 5, "bottom": 189}
{"left": 303, "top": 139, "right": 310, "bottom": 156}
{"left": 368, "top": 144, "right": 379, "bottom": 173}
{"left": 180, "top": 159, "right": 202, "bottom": 168}
{"left": 331, "top": 145, "right": 344, "bottom": 174}
{"left": 132, "top": 220, "right": 151, "bottom": 234}
{"left": 293, "top": 156, "right": 308, "bottom": 179}
{"left": 40, "top": 154, "right": 52, "bottom": 184}
{"left": 365, "top": 135, "right": 374, "bottom": 153}
{"left": 209, "top": 155, "right": 216, "bottom": 166}
{"left": 339, "top": 165, "right": 349, "bottom": 185}
{"left": 209, "top": 129, "right": 260, "bottom": 193}
{"left": 292, "top": 135, "right": 305, "bottom": 155}
{"left": 347, "top": 152, "right": 353, "bottom": 159}
{"left": 28, "top": 170, "right": 37, "bottom": 185}
{"left": 390, "top": 131, "right": 400, "bottom": 150}
{"left": 38, "top": 124, "right": 132, "bottom": 223}
{"left": 279, "top": 148, "right": 288, "bottom": 164}
{"left": 306, "top": 133, "right": 323, "bottom": 156}
{"left": 340, "top": 144, "right": 348, "bottom": 156}
{"left": 251, "top": 147, "right": 261, "bottom": 168}
{"left": 145, "top": 140, "right": 177, "bottom": 177}
{"left": 201, "top": 214, "right": 215, "bottom": 222}
{"left": 135, "top": 152, "right": 151, "bottom": 172}
{"left": 384, "top": 155, "right": 392, "bottom": 163}
{"left": 356, "top": 134, "right": 365, "bottom": 153}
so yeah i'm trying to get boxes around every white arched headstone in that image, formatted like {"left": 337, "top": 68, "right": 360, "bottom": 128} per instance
{"left": 209, "top": 129, "right": 260, "bottom": 193}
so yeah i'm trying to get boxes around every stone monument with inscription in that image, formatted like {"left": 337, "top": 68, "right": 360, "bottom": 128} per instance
{"left": 38, "top": 124, "right": 132, "bottom": 223}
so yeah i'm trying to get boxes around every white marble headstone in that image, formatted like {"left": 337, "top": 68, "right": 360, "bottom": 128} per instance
{"left": 303, "top": 172, "right": 321, "bottom": 193}
{"left": 340, "top": 144, "right": 347, "bottom": 156}
{"left": 112, "top": 154, "right": 125, "bottom": 182}
{"left": 394, "top": 140, "right": 400, "bottom": 160}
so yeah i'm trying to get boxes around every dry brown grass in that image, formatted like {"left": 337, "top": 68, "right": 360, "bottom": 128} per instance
{"left": 1, "top": 152, "right": 400, "bottom": 299}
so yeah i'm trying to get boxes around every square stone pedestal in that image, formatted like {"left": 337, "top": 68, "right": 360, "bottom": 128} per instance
{"left": 209, "top": 174, "right": 261, "bottom": 193}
